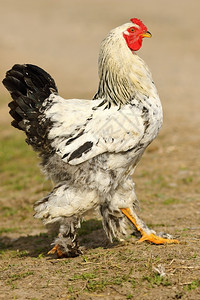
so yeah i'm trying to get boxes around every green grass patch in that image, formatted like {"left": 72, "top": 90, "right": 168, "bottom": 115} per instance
{"left": 71, "top": 272, "right": 96, "bottom": 281}
{"left": 147, "top": 223, "right": 165, "bottom": 228}
{"left": 162, "top": 198, "right": 180, "bottom": 205}
{"left": 185, "top": 279, "right": 200, "bottom": 291}
{"left": 69, "top": 268, "right": 137, "bottom": 293}
{"left": 0, "top": 132, "right": 40, "bottom": 175}
{"left": 0, "top": 227, "right": 18, "bottom": 234}
{"left": 152, "top": 175, "right": 168, "bottom": 187}
{"left": 182, "top": 176, "right": 193, "bottom": 184}
{"left": 0, "top": 249, "right": 29, "bottom": 258}
{"left": 0, "top": 130, "right": 52, "bottom": 199}
{"left": 7, "top": 271, "right": 34, "bottom": 289}
{"left": 1, "top": 206, "right": 18, "bottom": 217}
{"left": 143, "top": 273, "right": 171, "bottom": 287}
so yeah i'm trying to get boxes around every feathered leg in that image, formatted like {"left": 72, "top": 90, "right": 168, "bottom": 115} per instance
{"left": 99, "top": 177, "right": 138, "bottom": 242}
{"left": 48, "top": 217, "right": 82, "bottom": 258}
{"left": 100, "top": 203, "right": 127, "bottom": 242}
{"left": 34, "top": 183, "right": 99, "bottom": 257}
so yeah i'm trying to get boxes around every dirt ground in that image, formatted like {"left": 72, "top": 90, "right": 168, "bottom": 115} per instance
{"left": 0, "top": 0, "right": 199, "bottom": 299}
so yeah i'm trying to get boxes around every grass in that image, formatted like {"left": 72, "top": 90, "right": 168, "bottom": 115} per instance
{"left": 0, "top": 127, "right": 52, "bottom": 235}
{"left": 186, "top": 280, "right": 200, "bottom": 291}
{"left": 127, "top": 294, "right": 134, "bottom": 299}
{"left": 162, "top": 197, "right": 180, "bottom": 205}
{"left": 1, "top": 206, "right": 18, "bottom": 217}
{"left": 69, "top": 269, "right": 138, "bottom": 293}
{"left": 142, "top": 273, "right": 171, "bottom": 287}
{"left": 8, "top": 271, "right": 34, "bottom": 281}
{"left": 0, "top": 249, "right": 29, "bottom": 258}
{"left": 0, "top": 227, "right": 18, "bottom": 234}
{"left": 182, "top": 176, "right": 193, "bottom": 185}
{"left": 0, "top": 128, "right": 49, "bottom": 197}
{"left": 7, "top": 271, "right": 34, "bottom": 289}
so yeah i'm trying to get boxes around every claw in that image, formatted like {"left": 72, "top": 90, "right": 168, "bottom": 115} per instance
{"left": 48, "top": 244, "right": 64, "bottom": 258}
{"left": 48, "top": 243, "right": 82, "bottom": 258}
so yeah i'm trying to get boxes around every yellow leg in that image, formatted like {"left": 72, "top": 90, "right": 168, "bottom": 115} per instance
{"left": 120, "top": 208, "right": 179, "bottom": 245}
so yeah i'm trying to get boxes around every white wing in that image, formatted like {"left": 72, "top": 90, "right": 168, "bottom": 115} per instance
{"left": 45, "top": 95, "right": 145, "bottom": 165}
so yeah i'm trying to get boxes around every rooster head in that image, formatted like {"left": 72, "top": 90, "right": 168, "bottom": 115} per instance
{"left": 123, "top": 18, "right": 152, "bottom": 51}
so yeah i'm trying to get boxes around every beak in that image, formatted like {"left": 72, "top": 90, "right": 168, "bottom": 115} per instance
{"left": 141, "top": 31, "right": 152, "bottom": 38}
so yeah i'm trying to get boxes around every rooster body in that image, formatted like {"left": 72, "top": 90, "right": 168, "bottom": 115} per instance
{"left": 3, "top": 19, "right": 178, "bottom": 257}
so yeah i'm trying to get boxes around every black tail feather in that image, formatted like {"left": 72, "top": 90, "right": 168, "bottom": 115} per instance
{"left": 2, "top": 64, "right": 58, "bottom": 149}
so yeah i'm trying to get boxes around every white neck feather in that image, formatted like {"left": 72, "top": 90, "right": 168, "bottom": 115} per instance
{"left": 94, "top": 23, "right": 159, "bottom": 105}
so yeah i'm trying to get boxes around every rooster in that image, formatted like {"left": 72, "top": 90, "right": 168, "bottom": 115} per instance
{"left": 2, "top": 18, "right": 178, "bottom": 257}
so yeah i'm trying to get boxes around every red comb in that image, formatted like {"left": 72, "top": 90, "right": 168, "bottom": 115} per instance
{"left": 130, "top": 18, "right": 147, "bottom": 32}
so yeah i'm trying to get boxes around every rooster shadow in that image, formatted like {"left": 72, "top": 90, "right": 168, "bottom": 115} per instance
{"left": 0, "top": 219, "right": 121, "bottom": 258}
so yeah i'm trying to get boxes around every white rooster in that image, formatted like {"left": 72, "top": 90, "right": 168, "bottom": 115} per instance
{"left": 2, "top": 18, "right": 178, "bottom": 257}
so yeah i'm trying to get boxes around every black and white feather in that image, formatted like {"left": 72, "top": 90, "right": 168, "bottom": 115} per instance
{"left": 2, "top": 21, "right": 163, "bottom": 256}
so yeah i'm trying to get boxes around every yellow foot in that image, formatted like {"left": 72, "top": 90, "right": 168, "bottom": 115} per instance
{"left": 48, "top": 244, "right": 63, "bottom": 258}
{"left": 138, "top": 232, "right": 179, "bottom": 245}
{"left": 120, "top": 207, "right": 179, "bottom": 245}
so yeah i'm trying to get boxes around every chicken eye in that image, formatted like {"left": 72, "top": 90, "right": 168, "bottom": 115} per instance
{"left": 130, "top": 28, "right": 135, "bottom": 32}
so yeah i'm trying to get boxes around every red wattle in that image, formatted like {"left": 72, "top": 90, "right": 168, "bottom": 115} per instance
{"left": 123, "top": 34, "right": 143, "bottom": 51}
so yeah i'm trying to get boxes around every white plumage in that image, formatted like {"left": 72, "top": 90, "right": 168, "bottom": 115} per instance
{"left": 3, "top": 18, "right": 178, "bottom": 257}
